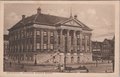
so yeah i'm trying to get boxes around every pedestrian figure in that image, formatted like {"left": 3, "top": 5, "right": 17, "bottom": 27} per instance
{"left": 24, "top": 69, "right": 27, "bottom": 72}
{"left": 86, "top": 68, "right": 89, "bottom": 73}
{"left": 9, "top": 62, "right": 12, "bottom": 67}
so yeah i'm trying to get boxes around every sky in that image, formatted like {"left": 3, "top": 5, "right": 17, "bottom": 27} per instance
{"left": 4, "top": 3, "right": 115, "bottom": 42}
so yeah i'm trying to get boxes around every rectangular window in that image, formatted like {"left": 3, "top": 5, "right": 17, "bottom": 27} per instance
{"left": 36, "top": 38, "right": 41, "bottom": 43}
{"left": 58, "top": 35, "right": 60, "bottom": 44}
{"left": 77, "top": 34, "right": 80, "bottom": 38}
{"left": 44, "top": 36, "right": 47, "bottom": 43}
{"left": 18, "top": 45, "right": 20, "bottom": 51}
{"left": 27, "top": 32, "right": 29, "bottom": 37}
{"left": 36, "top": 30, "right": 40, "bottom": 35}
{"left": 24, "top": 31, "right": 26, "bottom": 37}
{"left": 82, "top": 45, "right": 85, "bottom": 50}
{"left": 21, "top": 30, "right": 23, "bottom": 38}
{"left": 26, "top": 44, "right": 28, "bottom": 50}
{"left": 77, "top": 45, "right": 80, "bottom": 50}
{"left": 30, "top": 31, "right": 32, "bottom": 36}
{"left": 87, "top": 46, "right": 89, "bottom": 51}
{"left": 43, "top": 44, "right": 47, "bottom": 49}
{"left": 37, "top": 43, "right": 40, "bottom": 49}
{"left": 50, "top": 37, "right": 54, "bottom": 44}
{"left": 77, "top": 38, "right": 80, "bottom": 45}
{"left": 50, "top": 32, "right": 54, "bottom": 36}
{"left": 50, "top": 44, "right": 54, "bottom": 49}
{"left": 30, "top": 44, "right": 33, "bottom": 50}
{"left": 21, "top": 44, "right": 23, "bottom": 51}
{"left": 82, "top": 35, "right": 85, "bottom": 40}
{"left": 43, "top": 31, "right": 47, "bottom": 36}
{"left": 71, "top": 36, "right": 73, "bottom": 45}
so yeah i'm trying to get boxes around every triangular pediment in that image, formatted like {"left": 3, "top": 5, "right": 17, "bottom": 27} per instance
{"left": 61, "top": 18, "right": 82, "bottom": 27}
{"left": 55, "top": 17, "right": 92, "bottom": 31}
{"left": 64, "top": 20, "right": 80, "bottom": 26}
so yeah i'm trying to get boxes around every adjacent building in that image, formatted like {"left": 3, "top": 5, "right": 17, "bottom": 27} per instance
{"left": 92, "top": 41, "right": 102, "bottom": 61}
{"left": 4, "top": 35, "right": 9, "bottom": 59}
{"left": 8, "top": 7, "right": 93, "bottom": 65}
{"left": 101, "top": 38, "right": 114, "bottom": 61}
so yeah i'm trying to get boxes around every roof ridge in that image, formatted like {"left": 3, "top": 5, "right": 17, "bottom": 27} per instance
{"left": 40, "top": 13, "right": 68, "bottom": 19}
{"left": 33, "top": 14, "right": 39, "bottom": 23}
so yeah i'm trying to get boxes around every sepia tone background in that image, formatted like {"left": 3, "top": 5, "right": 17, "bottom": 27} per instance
{"left": 0, "top": 1, "right": 120, "bottom": 77}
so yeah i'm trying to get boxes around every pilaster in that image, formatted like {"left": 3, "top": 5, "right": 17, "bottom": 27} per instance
{"left": 73, "top": 31, "right": 77, "bottom": 53}
{"left": 54, "top": 30, "right": 58, "bottom": 51}
{"left": 41, "top": 29, "right": 43, "bottom": 51}
{"left": 47, "top": 30, "right": 50, "bottom": 51}
{"left": 33, "top": 28, "right": 36, "bottom": 51}
{"left": 67, "top": 30, "right": 70, "bottom": 52}
{"left": 60, "top": 29, "right": 63, "bottom": 52}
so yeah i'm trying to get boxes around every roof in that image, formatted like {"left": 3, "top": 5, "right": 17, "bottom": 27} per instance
{"left": 103, "top": 38, "right": 114, "bottom": 46}
{"left": 9, "top": 10, "right": 92, "bottom": 31}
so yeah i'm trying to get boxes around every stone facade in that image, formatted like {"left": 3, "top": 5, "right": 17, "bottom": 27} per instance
{"left": 8, "top": 8, "right": 93, "bottom": 65}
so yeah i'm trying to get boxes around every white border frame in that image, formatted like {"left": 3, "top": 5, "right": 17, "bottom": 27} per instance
{"left": 0, "top": 1, "right": 119, "bottom": 77}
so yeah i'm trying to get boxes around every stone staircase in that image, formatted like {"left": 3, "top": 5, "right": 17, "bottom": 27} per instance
{"left": 36, "top": 52, "right": 60, "bottom": 64}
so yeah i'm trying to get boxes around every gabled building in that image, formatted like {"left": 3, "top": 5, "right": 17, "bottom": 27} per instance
{"left": 92, "top": 41, "right": 102, "bottom": 61}
{"left": 8, "top": 7, "right": 92, "bottom": 64}
{"left": 101, "top": 38, "right": 114, "bottom": 60}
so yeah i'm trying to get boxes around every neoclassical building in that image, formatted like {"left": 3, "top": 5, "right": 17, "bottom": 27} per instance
{"left": 8, "top": 8, "right": 92, "bottom": 65}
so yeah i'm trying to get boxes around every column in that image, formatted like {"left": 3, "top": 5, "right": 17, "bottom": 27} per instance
{"left": 54, "top": 30, "right": 58, "bottom": 51}
{"left": 67, "top": 30, "right": 70, "bottom": 52}
{"left": 89, "top": 35, "right": 92, "bottom": 52}
{"left": 41, "top": 29, "right": 43, "bottom": 51}
{"left": 33, "top": 29, "right": 36, "bottom": 51}
{"left": 80, "top": 31, "right": 82, "bottom": 52}
{"left": 85, "top": 35, "right": 87, "bottom": 52}
{"left": 47, "top": 30, "right": 50, "bottom": 52}
{"left": 60, "top": 29, "right": 63, "bottom": 52}
{"left": 73, "top": 31, "right": 77, "bottom": 53}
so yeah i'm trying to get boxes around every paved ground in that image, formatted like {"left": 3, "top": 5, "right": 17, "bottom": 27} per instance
{"left": 4, "top": 61, "right": 113, "bottom": 73}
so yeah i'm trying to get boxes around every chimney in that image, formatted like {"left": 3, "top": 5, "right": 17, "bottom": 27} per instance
{"left": 74, "top": 15, "right": 77, "bottom": 19}
{"left": 37, "top": 7, "right": 41, "bottom": 14}
{"left": 22, "top": 15, "right": 25, "bottom": 20}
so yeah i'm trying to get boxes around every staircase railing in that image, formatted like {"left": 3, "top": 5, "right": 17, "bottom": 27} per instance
{"left": 42, "top": 52, "right": 60, "bottom": 63}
